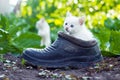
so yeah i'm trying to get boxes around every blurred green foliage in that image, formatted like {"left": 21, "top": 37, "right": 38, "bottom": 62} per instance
{"left": 0, "top": 0, "right": 120, "bottom": 56}
{"left": 0, "top": 14, "right": 41, "bottom": 54}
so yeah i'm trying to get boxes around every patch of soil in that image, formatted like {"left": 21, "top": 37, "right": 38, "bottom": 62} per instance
{"left": 0, "top": 53, "right": 120, "bottom": 80}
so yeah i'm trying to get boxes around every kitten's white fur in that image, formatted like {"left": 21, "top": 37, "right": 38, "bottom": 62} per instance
{"left": 36, "top": 18, "right": 51, "bottom": 47}
{"left": 63, "top": 12, "right": 95, "bottom": 41}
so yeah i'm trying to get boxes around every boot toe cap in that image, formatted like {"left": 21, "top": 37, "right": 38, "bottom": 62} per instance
{"left": 23, "top": 48, "right": 35, "bottom": 56}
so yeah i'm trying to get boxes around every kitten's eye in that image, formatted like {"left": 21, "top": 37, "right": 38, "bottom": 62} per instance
{"left": 70, "top": 24, "right": 74, "bottom": 28}
{"left": 65, "top": 23, "right": 68, "bottom": 25}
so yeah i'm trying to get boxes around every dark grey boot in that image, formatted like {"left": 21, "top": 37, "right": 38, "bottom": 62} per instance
{"left": 22, "top": 31, "right": 103, "bottom": 68}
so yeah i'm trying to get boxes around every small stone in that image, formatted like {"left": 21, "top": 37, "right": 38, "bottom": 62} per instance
{"left": 94, "top": 66, "right": 100, "bottom": 69}
{"left": 39, "top": 69, "right": 44, "bottom": 71}
{"left": 65, "top": 74, "right": 78, "bottom": 80}
{"left": 52, "top": 73, "right": 59, "bottom": 78}
{"left": 5, "top": 60, "right": 11, "bottom": 63}
{"left": 82, "top": 76, "right": 92, "bottom": 80}
{"left": 59, "top": 73, "right": 64, "bottom": 77}
{"left": 44, "top": 70, "right": 50, "bottom": 73}
{"left": 109, "top": 64, "right": 113, "bottom": 67}
{"left": 0, "top": 74, "right": 6, "bottom": 78}
{"left": 94, "top": 75, "right": 107, "bottom": 80}
{"left": 13, "top": 66, "right": 18, "bottom": 70}
{"left": 38, "top": 71, "right": 47, "bottom": 76}
{"left": 12, "top": 61, "right": 16, "bottom": 64}
{"left": 18, "top": 70, "right": 23, "bottom": 73}
{"left": 26, "top": 66, "right": 33, "bottom": 69}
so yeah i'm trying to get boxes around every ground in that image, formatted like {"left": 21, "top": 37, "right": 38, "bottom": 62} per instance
{"left": 0, "top": 53, "right": 120, "bottom": 80}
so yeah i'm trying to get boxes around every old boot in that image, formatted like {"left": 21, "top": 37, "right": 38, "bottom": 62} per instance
{"left": 22, "top": 31, "right": 103, "bottom": 68}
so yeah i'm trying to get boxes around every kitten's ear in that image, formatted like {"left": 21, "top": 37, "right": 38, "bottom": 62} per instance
{"left": 66, "top": 11, "right": 72, "bottom": 17}
{"left": 79, "top": 16, "right": 85, "bottom": 25}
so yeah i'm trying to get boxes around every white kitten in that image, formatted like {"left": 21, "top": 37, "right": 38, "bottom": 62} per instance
{"left": 36, "top": 18, "right": 51, "bottom": 47}
{"left": 63, "top": 12, "right": 95, "bottom": 41}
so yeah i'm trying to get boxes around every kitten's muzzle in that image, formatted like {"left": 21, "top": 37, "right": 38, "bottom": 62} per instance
{"left": 65, "top": 27, "right": 69, "bottom": 32}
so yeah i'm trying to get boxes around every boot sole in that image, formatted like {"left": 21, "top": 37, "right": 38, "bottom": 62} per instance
{"left": 22, "top": 52, "right": 103, "bottom": 68}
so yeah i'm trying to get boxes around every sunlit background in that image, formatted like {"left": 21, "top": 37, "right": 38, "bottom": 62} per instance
{"left": 0, "top": 0, "right": 120, "bottom": 56}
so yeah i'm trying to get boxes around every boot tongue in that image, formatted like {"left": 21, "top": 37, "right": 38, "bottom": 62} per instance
{"left": 58, "top": 31, "right": 97, "bottom": 48}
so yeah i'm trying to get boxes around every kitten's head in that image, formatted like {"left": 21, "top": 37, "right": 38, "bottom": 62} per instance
{"left": 63, "top": 12, "right": 85, "bottom": 34}
{"left": 36, "top": 18, "right": 45, "bottom": 29}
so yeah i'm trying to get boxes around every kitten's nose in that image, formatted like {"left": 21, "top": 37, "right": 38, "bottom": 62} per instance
{"left": 65, "top": 27, "right": 69, "bottom": 32}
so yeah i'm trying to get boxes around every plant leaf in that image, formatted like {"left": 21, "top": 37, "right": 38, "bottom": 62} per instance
{"left": 13, "top": 32, "right": 41, "bottom": 49}
{"left": 0, "top": 29, "right": 9, "bottom": 53}
{"left": 92, "top": 27, "right": 111, "bottom": 50}
{"left": 109, "top": 31, "right": 120, "bottom": 55}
